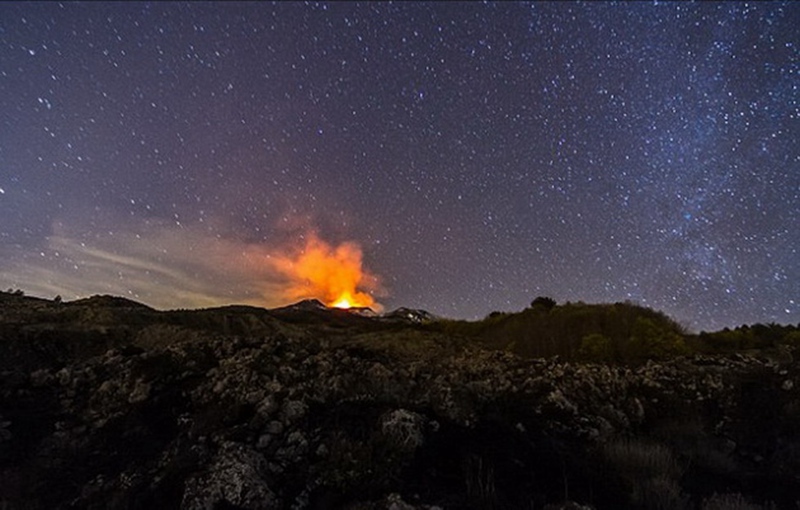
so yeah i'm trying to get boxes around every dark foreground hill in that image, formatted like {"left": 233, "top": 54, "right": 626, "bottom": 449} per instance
{"left": 1, "top": 292, "right": 799, "bottom": 509}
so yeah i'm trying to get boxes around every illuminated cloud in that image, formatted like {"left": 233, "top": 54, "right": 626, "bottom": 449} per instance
{"left": 269, "top": 232, "right": 383, "bottom": 310}
{"left": 0, "top": 219, "right": 383, "bottom": 310}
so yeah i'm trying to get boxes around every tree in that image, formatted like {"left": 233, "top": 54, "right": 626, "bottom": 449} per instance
{"left": 780, "top": 330, "right": 800, "bottom": 347}
{"left": 627, "top": 317, "right": 689, "bottom": 359}
{"left": 530, "top": 296, "right": 556, "bottom": 311}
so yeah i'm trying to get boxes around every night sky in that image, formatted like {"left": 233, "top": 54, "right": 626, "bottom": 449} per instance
{"left": 1, "top": 2, "right": 798, "bottom": 331}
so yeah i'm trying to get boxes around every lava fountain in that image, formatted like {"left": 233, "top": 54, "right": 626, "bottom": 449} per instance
{"left": 269, "top": 232, "right": 381, "bottom": 310}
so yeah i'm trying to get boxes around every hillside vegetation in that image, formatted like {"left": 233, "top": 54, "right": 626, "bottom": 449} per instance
{"left": 1, "top": 290, "right": 799, "bottom": 509}
{"left": 430, "top": 298, "right": 798, "bottom": 364}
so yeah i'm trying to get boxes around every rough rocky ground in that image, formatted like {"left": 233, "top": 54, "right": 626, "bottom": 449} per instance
{"left": 1, "top": 293, "right": 798, "bottom": 509}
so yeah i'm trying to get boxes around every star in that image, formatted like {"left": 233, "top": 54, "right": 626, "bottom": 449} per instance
{"left": 0, "top": 1, "right": 797, "bottom": 331}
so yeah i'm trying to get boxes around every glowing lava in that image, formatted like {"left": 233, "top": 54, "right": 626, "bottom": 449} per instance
{"left": 331, "top": 294, "right": 355, "bottom": 309}
{"left": 270, "top": 233, "right": 381, "bottom": 310}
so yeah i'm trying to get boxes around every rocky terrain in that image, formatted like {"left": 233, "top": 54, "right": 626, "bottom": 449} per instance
{"left": 1, "top": 291, "right": 798, "bottom": 509}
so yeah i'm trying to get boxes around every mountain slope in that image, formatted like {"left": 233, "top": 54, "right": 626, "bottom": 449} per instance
{"left": 0, "top": 291, "right": 798, "bottom": 509}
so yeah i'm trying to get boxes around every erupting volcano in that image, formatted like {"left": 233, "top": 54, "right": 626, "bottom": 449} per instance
{"left": 270, "top": 233, "right": 382, "bottom": 311}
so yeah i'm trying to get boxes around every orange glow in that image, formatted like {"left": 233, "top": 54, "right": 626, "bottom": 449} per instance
{"left": 269, "top": 233, "right": 381, "bottom": 310}
{"left": 331, "top": 295, "right": 354, "bottom": 309}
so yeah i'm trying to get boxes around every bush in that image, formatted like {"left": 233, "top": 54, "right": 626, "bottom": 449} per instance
{"left": 603, "top": 438, "right": 688, "bottom": 509}
{"left": 636, "top": 476, "right": 689, "bottom": 510}
{"left": 779, "top": 330, "right": 800, "bottom": 347}
{"left": 625, "top": 317, "right": 690, "bottom": 360}
{"left": 379, "top": 409, "right": 424, "bottom": 452}
{"left": 603, "top": 439, "right": 680, "bottom": 480}
{"left": 701, "top": 493, "right": 772, "bottom": 510}
{"left": 578, "top": 333, "right": 614, "bottom": 362}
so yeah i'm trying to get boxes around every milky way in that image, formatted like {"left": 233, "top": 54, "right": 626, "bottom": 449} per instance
{"left": 1, "top": 2, "right": 798, "bottom": 331}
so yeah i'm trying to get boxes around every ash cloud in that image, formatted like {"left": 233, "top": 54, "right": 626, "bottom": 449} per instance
{"left": 0, "top": 218, "right": 383, "bottom": 310}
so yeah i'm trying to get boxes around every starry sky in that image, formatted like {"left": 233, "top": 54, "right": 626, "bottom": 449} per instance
{"left": 1, "top": 2, "right": 798, "bottom": 331}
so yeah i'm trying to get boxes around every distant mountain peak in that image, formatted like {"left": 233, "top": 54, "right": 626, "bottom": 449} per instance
{"left": 383, "top": 307, "right": 439, "bottom": 324}
{"left": 68, "top": 294, "right": 153, "bottom": 310}
{"left": 272, "top": 299, "right": 327, "bottom": 312}
{"left": 268, "top": 300, "right": 438, "bottom": 322}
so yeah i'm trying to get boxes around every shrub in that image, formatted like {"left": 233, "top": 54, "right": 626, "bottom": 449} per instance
{"left": 578, "top": 333, "right": 614, "bottom": 362}
{"left": 701, "top": 493, "right": 772, "bottom": 510}
{"left": 379, "top": 409, "right": 424, "bottom": 452}
{"left": 603, "top": 438, "right": 687, "bottom": 509}
{"left": 464, "top": 454, "right": 497, "bottom": 510}
{"left": 779, "top": 330, "right": 800, "bottom": 347}
{"left": 625, "top": 317, "right": 690, "bottom": 360}
{"left": 636, "top": 476, "right": 689, "bottom": 510}
{"left": 603, "top": 439, "right": 680, "bottom": 480}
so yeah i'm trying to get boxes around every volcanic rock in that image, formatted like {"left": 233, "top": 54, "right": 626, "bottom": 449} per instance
{"left": 0, "top": 290, "right": 798, "bottom": 509}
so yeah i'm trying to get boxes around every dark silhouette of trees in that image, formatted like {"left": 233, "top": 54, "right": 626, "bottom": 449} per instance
{"left": 433, "top": 300, "right": 800, "bottom": 364}
{"left": 695, "top": 322, "right": 800, "bottom": 352}
{"left": 530, "top": 296, "right": 557, "bottom": 311}
{"left": 432, "top": 301, "right": 691, "bottom": 363}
